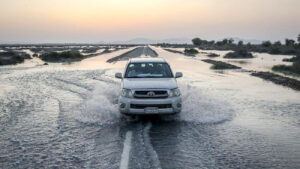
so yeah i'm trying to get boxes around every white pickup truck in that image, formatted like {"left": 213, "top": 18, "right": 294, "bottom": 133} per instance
{"left": 115, "top": 58, "right": 182, "bottom": 115}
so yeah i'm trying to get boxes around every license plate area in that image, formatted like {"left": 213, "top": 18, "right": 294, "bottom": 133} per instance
{"left": 144, "top": 107, "right": 159, "bottom": 114}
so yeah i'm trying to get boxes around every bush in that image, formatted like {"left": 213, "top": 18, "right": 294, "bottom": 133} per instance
{"left": 39, "top": 51, "right": 84, "bottom": 62}
{"left": 262, "top": 41, "right": 272, "bottom": 47}
{"left": 224, "top": 49, "right": 254, "bottom": 59}
{"left": 0, "top": 51, "right": 31, "bottom": 65}
{"left": 269, "top": 47, "right": 281, "bottom": 54}
{"left": 184, "top": 48, "right": 199, "bottom": 55}
{"left": 207, "top": 53, "right": 220, "bottom": 57}
{"left": 272, "top": 62, "right": 300, "bottom": 75}
{"left": 283, "top": 55, "right": 300, "bottom": 62}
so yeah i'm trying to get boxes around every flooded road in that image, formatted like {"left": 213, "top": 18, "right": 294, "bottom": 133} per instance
{"left": 0, "top": 46, "right": 300, "bottom": 169}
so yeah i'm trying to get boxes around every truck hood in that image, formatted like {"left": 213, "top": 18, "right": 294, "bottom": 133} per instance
{"left": 122, "top": 78, "right": 178, "bottom": 89}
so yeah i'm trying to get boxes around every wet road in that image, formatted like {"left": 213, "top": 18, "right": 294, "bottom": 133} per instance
{"left": 0, "top": 46, "right": 300, "bottom": 169}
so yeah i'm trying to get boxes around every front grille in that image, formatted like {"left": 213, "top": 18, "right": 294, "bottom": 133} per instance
{"left": 130, "top": 104, "right": 172, "bottom": 109}
{"left": 134, "top": 90, "right": 168, "bottom": 99}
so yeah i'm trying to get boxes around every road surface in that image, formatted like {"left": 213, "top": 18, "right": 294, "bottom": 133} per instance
{"left": 0, "top": 46, "right": 300, "bottom": 169}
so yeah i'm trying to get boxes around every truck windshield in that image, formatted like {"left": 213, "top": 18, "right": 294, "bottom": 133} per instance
{"left": 125, "top": 62, "right": 173, "bottom": 78}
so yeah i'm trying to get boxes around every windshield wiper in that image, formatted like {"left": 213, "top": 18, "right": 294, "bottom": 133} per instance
{"left": 126, "top": 76, "right": 145, "bottom": 78}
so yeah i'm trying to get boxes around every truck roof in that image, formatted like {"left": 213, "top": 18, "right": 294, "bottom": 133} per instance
{"left": 129, "top": 57, "right": 166, "bottom": 63}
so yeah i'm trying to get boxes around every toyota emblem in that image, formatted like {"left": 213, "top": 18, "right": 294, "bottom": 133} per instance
{"left": 147, "top": 91, "right": 155, "bottom": 97}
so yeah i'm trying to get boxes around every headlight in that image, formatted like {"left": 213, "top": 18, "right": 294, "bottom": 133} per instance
{"left": 169, "top": 88, "right": 181, "bottom": 97}
{"left": 121, "top": 88, "right": 133, "bottom": 98}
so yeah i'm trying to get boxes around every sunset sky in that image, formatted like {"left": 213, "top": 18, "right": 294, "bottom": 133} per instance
{"left": 0, "top": 0, "right": 299, "bottom": 43}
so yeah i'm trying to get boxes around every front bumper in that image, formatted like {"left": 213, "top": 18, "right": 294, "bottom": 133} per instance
{"left": 118, "top": 96, "right": 182, "bottom": 115}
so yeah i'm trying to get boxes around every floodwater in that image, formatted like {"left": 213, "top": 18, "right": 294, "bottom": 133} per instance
{"left": 0, "top": 46, "right": 299, "bottom": 169}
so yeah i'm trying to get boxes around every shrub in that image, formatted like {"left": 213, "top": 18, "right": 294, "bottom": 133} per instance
{"left": 269, "top": 47, "right": 281, "bottom": 54}
{"left": 207, "top": 53, "right": 220, "bottom": 57}
{"left": 184, "top": 48, "right": 199, "bottom": 55}
{"left": 39, "top": 51, "right": 84, "bottom": 62}
{"left": 283, "top": 55, "right": 300, "bottom": 62}
{"left": 0, "top": 51, "right": 30, "bottom": 65}
{"left": 224, "top": 49, "right": 254, "bottom": 59}
{"left": 262, "top": 41, "right": 272, "bottom": 47}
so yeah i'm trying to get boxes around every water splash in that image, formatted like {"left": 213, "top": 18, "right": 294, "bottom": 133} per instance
{"left": 74, "top": 82, "right": 121, "bottom": 125}
{"left": 178, "top": 83, "right": 234, "bottom": 123}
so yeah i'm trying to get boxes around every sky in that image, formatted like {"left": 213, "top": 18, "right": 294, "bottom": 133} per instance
{"left": 0, "top": 0, "right": 299, "bottom": 43}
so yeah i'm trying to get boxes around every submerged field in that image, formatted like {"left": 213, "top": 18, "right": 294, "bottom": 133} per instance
{"left": 0, "top": 46, "right": 300, "bottom": 169}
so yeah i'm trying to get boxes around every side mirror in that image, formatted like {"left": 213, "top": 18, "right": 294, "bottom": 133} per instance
{"left": 115, "top": 72, "right": 123, "bottom": 79}
{"left": 175, "top": 72, "right": 183, "bottom": 78}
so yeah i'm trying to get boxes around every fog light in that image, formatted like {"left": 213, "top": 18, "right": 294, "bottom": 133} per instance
{"left": 120, "top": 103, "right": 126, "bottom": 109}
{"left": 177, "top": 103, "right": 182, "bottom": 108}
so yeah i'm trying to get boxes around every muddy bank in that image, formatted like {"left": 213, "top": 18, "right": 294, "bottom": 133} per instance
{"left": 107, "top": 46, "right": 157, "bottom": 62}
{"left": 202, "top": 59, "right": 241, "bottom": 69}
{"left": 251, "top": 72, "right": 300, "bottom": 91}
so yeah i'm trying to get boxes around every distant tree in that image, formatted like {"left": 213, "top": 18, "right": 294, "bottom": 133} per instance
{"left": 228, "top": 38, "right": 234, "bottom": 45}
{"left": 246, "top": 42, "right": 251, "bottom": 48}
{"left": 192, "top": 38, "right": 202, "bottom": 46}
{"left": 285, "top": 39, "right": 295, "bottom": 46}
{"left": 298, "top": 34, "right": 300, "bottom": 44}
{"left": 238, "top": 41, "right": 244, "bottom": 46}
{"left": 274, "top": 41, "right": 282, "bottom": 46}
{"left": 221, "top": 39, "right": 229, "bottom": 45}
{"left": 209, "top": 40, "right": 215, "bottom": 45}
{"left": 216, "top": 41, "right": 223, "bottom": 46}
{"left": 262, "top": 41, "right": 272, "bottom": 47}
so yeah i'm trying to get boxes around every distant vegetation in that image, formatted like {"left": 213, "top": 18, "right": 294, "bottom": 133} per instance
{"left": 190, "top": 35, "right": 300, "bottom": 56}
{"left": 0, "top": 51, "right": 31, "bottom": 65}
{"left": 39, "top": 51, "right": 84, "bottom": 62}
{"left": 224, "top": 49, "right": 254, "bottom": 59}
{"left": 272, "top": 55, "right": 300, "bottom": 75}
{"left": 157, "top": 34, "right": 300, "bottom": 56}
